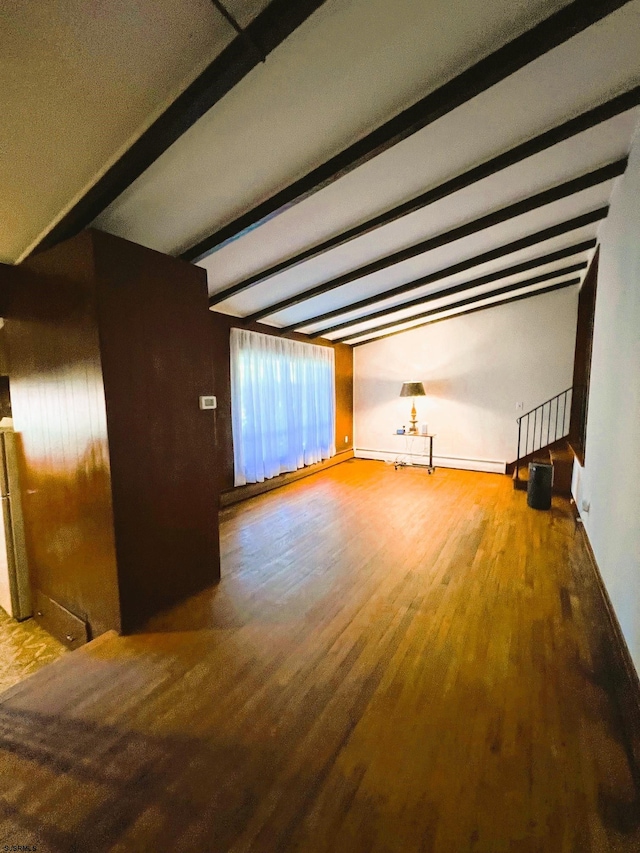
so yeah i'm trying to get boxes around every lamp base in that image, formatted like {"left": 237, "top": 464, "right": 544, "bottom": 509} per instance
{"left": 408, "top": 400, "right": 418, "bottom": 434}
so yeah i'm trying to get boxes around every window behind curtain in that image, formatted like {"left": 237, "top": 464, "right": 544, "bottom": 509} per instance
{"left": 230, "top": 328, "right": 336, "bottom": 486}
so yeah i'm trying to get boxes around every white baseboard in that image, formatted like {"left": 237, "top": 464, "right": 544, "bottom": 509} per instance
{"left": 354, "top": 448, "right": 506, "bottom": 475}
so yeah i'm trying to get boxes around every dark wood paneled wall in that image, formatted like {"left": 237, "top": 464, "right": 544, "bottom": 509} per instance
{"left": 0, "top": 326, "right": 10, "bottom": 376}
{"left": 208, "top": 312, "right": 354, "bottom": 494}
{"left": 3, "top": 228, "right": 349, "bottom": 638}
{"left": 94, "top": 232, "right": 219, "bottom": 631}
{"left": 3, "top": 232, "right": 121, "bottom": 636}
{"left": 0, "top": 263, "right": 21, "bottom": 319}
{"left": 569, "top": 248, "right": 599, "bottom": 464}
{"left": 3, "top": 230, "right": 221, "bottom": 639}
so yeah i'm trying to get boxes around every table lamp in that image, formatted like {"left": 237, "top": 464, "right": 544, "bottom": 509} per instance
{"left": 400, "top": 381, "right": 426, "bottom": 435}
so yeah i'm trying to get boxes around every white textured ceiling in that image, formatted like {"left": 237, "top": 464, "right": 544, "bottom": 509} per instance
{"left": 263, "top": 177, "right": 615, "bottom": 322}
{"left": 0, "top": 0, "right": 270, "bottom": 264}
{"left": 304, "top": 231, "right": 597, "bottom": 334}
{"left": 190, "top": 0, "right": 640, "bottom": 344}
{"left": 200, "top": 12, "right": 640, "bottom": 299}
{"left": 5, "top": 0, "right": 640, "bottom": 344}
{"left": 94, "top": 0, "right": 574, "bottom": 252}
{"left": 343, "top": 274, "right": 584, "bottom": 345}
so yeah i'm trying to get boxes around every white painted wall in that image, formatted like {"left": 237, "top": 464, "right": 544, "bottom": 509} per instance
{"left": 353, "top": 287, "right": 578, "bottom": 473}
{"left": 572, "top": 125, "right": 640, "bottom": 674}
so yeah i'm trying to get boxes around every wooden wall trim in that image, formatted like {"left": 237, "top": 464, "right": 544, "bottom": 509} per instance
{"left": 577, "top": 519, "right": 640, "bottom": 778}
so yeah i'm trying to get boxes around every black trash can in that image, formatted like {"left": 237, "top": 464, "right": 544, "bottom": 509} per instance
{"left": 527, "top": 461, "right": 553, "bottom": 510}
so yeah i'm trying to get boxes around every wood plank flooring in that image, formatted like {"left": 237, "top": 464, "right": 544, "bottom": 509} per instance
{"left": 0, "top": 460, "right": 638, "bottom": 852}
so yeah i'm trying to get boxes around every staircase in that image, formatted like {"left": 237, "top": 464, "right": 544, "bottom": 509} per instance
{"left": 507, "top": 388, "right": 575, "bottom": 495}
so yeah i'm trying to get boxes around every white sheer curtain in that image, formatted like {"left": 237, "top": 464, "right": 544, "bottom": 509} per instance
{"left": 230, "top": 328, "right": 336, "bottom": 486}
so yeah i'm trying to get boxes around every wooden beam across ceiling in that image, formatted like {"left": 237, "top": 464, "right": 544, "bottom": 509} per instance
{"left": 209, "top": 0, "right": 267, "bottom": 62}
{"left": 350, "top": 279, "right": 580, "bottom": 346}
{"left": 28, "top": 0, "right": 329, "bottom": 257}
{"left": 187, "top": 0, "right": 633, "bottom": 263}
{"left": 208, "top": 86, "right": 640, "bottom": 305}
{"left": 314, "top": 256, "right": 589, "bottom": 338}
{"left": 335, "top": 267, "right": 586, "bottom": 343}
{"left": 246, "top": 159, "right": 625, "bottom": 322}
{"left": 279, "top": 213, "right": 604, "bottom": 331}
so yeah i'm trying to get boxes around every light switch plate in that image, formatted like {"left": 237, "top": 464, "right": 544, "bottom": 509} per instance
{"left": 199, "top": 395, "right": 217, "bottom": 410}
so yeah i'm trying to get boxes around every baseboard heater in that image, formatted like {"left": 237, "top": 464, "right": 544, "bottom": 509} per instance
{"left": 354, "top": 448, "right": 506, "bottom": 475}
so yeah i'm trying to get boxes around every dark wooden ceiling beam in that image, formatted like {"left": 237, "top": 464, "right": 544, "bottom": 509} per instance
{"left": 351, "top": 280, "right": 579, "bottom": 346}
{"left": 186, "top": 0, "right": 633, "bottom": 263}
{"left": 208, "top": 86, "right": 640, "bottom": 304}
{"left": 29, "top": 0, "right": 328, "bottom": 257}
{"left": 209, "top": 0, "right": 267, "bottom": 62}
{"left": 280, "top": 212, "right": 604, "bottom": 331}
{"left": 247, "top": 160, "right": 624, "bottom": 322}
{"left": 336, "top": 267, "right": 586, "bottom": 343}
{"left": 315, "top": 257, "right": 589, "bottom": 339}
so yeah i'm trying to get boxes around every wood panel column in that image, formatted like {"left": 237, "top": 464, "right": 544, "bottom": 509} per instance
{"left": 3, "top": 229, "right": 220, "bottom": 641}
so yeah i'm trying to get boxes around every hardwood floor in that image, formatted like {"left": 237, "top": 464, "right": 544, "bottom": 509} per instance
{"left": 0, "top": 460, "right": 638, "bottom": 852}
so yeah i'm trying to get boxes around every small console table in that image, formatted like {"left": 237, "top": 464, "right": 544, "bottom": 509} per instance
{"left": 392, "top": 433, "right": 436, "bottom": 473}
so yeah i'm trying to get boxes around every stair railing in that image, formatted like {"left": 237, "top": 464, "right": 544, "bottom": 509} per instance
{"left": 514, "top": 387, "right": 573, "bottom": 484}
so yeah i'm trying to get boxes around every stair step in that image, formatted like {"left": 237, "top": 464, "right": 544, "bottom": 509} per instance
{"left": 513, "top": 475, "right": 528, "bottom": 491}
{"left": 549, "top": 448, "right": 573, "bottom": 463}
{"left": 549, "top": 445, "right": 574, "bottom": 496}
{"left": 513, "top": 451, "right": 550, "bottom": 482}
{"left": 512, "top": 442, "right": 574, "bottom": 495}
